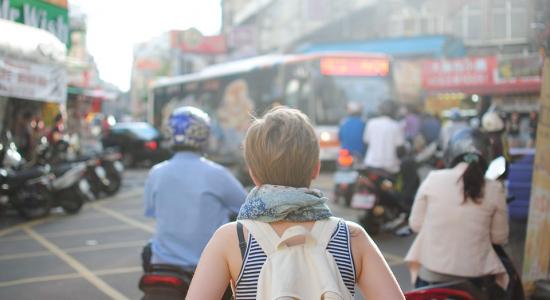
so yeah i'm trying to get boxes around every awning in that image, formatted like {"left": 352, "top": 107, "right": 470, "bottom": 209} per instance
{"left": 297, "top": 35, "right": 466, "bottom": 58}
{"left": 0, "top": 18, "right": 66, "bottom": 64}
{"left": 68, "top": 86, "right": 118, "bottom": 101}
{"left": 0, "top": 19, "right": 67, "bottom": 103}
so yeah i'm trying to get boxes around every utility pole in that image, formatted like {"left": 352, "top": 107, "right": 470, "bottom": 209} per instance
{"left": 522, "top": 12, "right": 550, "bottom": 293}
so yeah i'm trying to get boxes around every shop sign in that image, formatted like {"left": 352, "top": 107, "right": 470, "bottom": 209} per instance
{"left": 0, "top": 56, "right": 66, "bottom": 103}
{"left": 171, "top": 29, "right": 227, "bottom": 55}
{"left": 422, "top": 57, "right": 494, "bottom": 90}
{"left": 0, "top": 0, "right": 69, "bottom": 45}
{"left": 422, "top": 55, "right": 543, "bottom": 94}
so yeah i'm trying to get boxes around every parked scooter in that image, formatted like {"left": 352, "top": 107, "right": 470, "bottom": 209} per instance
{"left": 333, "top": 149, "right": 359, "bottom": 206}
{"left": 0, "top": 141, "right": 52, "bottom": 219}
{"left": 35, "top": 139, "right": 92, "bottom": 212}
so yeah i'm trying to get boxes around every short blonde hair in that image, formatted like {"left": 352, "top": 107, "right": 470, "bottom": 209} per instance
{"left": 244, "top": 106, "right": 320, "bottom": 188}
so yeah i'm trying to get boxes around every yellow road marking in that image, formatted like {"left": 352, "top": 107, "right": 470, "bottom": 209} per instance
{"left": 0, "top": 273, "right": 81, "bottom": 288}
{"left": 23, "top": 226, "right": 130, "bottom": 300}
{"left": 383, "top": 252, "right": 406, "bottom": 267}
{"left": 0, "top": 216, "right": 54, "bottom": 237}
{"left": 0, "top": 266, "right": 143, "bottom": 288}
{"left": 91, "top": 204, "right": 154, "bottom": 233}
{"left": 0, "top": 224, "right": 136, "bottom": 242}
{"left": 0, "top": 250, "right": 52, "bottom": 261}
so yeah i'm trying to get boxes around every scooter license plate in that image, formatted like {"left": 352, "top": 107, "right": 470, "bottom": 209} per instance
{"left": 351, "top": 194, "right": 376, "bottom": 209}
{"left": 334, "top": 171, "right": 359, "bottom": 184}
{"left": 114, "top": 161, "right": 124, "bottom": 173}
{"left": 95, "top": 166, "right": 107, "bottom": 179}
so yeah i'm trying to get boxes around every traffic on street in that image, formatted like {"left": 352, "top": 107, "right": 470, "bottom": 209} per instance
{"left": 1, "top": 0, "right": 550, "bottom": 300}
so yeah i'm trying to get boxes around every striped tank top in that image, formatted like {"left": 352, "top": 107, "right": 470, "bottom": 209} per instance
{"left": 235, "top": 220, "right": 356, "bottom": 299}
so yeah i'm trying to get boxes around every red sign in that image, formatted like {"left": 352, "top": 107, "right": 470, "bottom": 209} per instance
{"left": 422, "top": 57, "right": 495, "bottom": 89}
{"left": 171, "top": 30, "right": 227, "bottom": 55}
{"left": 320, "top": 57, "right": 390, "bottom": 77}
{"left": 422, "top": 55, "right": 542, "bottom": 95}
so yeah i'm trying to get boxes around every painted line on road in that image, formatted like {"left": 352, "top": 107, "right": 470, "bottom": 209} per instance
{"left": 383, "top": 252, "right": 406, "bottom": 267}
{"left": 0, "top": 224, "right": 136, "bottom": 242}
{"left": 0, "top": 216, "right": 54, "bottom": 238}
{"left": 0, "top": 266, "right": 143, "bottom": 288}
{"left": 0, "top": 273, "right": 81, "bottom": 288}
{"left": 23, "top": 226, "right": 130, "bottom": 300}
{"left": 91, "top": 204, "right": 154, "bottom": 233}
{"left": 0, "top": 239, "right": 148, "bottom": 262}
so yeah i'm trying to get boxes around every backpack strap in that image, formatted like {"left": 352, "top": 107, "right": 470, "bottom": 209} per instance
{"left": 310, "top": 217, "right": 341, "bottom": 248}
{"left": 240, "top": 218, "right": 341, "bottom": 255}
{"left": 236, "top": 222, "right": 247, "bottom": 259}
{"left": 240, "top": 220, "right": 281, "bottom": 256}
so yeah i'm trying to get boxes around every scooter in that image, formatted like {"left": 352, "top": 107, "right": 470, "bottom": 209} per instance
{"left": 0, "top": 142, "right": 52, "bottom": 219}
{"left": 35, "top": 139, "right": 92, "bottom": 213}
{"left": 333, "top": 149, "right": 359, "bottom": 207}
{"left": 352, "top": 167, "right": 409, "bottom": 235}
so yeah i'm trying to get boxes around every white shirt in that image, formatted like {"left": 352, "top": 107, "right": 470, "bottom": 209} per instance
{"left": 363, "top": 116, "right": 404, "bottom": 173}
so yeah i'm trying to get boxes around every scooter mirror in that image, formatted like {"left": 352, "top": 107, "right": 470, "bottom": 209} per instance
{"left": 485, "top": 156, "right": 506, "bottom": 180}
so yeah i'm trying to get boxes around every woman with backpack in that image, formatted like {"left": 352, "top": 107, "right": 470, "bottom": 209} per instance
{"left": 187, "top": 106, "right": 405, "bottom": 300}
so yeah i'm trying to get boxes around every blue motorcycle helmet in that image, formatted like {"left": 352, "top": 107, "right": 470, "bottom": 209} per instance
{"left": 169, "top": 106, "right": 211, "bottom": 151}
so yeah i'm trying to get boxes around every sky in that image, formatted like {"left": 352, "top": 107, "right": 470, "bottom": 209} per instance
{"left": 69, "top": 0, "right": 222, "bottom": 92}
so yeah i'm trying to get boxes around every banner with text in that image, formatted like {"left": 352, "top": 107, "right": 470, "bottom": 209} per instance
{"left": 0, "top": 56, "right": 66, "bottom": 103}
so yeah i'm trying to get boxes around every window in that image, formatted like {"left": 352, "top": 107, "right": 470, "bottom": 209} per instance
{"left": 489, "top": 0, "right": 528, "bottom": 40}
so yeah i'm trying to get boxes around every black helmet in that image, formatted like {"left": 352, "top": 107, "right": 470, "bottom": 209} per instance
{"left": 444, "top": 128, "right": 492, "bottom": 167}
{"left": 378, "top": 100, "right": 398, "bottom": 118}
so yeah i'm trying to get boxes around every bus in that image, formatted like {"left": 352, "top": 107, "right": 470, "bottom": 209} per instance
{"left": 150, "top": 52, "right": 393, "bottom": 171}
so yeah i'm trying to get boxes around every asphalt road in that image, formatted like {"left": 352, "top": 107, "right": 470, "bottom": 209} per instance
{"left": 0, "top": 169, "right": 442, "bottom": 299}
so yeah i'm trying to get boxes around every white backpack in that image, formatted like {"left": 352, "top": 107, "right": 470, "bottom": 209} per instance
{"left": 240, "top": 217, "right": 354, "bottom": 300}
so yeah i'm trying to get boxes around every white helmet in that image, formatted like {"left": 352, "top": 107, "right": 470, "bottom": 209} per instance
{"left": 482, "top": 111, "right": 504, "bottom": 132}
{"left": 347, "top": 101, "right": 362, "bottom": 115}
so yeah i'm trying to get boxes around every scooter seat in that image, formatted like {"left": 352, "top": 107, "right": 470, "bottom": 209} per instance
{"left": 8, "top": 167, "right": 47, "bottom": 183}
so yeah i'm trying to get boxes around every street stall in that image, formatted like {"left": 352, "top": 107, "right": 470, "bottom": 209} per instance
{"left": 0, "top": 18, "right": 67, "bottom": 159}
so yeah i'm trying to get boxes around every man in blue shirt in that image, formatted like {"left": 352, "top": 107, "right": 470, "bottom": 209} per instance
{"left": 142, "top": 107, "right": 246, "bottom": 271}
{"left": 338, "top": 102, "right": 366, "bottom": 160}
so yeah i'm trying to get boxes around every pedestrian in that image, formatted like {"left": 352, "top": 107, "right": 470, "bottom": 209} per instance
{"left": 186, "top": 106, "right": 405, "bottom": 300}
{"left": 47, "top": 113, "right": 65, "bottom": 145}
{"left": 141, "top": 106, "right": 246, "bottom": 298}
{"left": 338, "top": 101, "right": 366, "bottom": 160}
{"left": 13, "top": 111, "right": 34, "bottom": 161}
{"left": 405, "top": 128, "right": 509, "bottom": 297}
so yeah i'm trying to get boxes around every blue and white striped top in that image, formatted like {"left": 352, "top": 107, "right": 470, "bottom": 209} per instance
{"left": 235, "top": 220, "right": 356, "bottom": 299}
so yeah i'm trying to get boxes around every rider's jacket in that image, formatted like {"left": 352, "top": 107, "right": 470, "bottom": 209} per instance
{"left": 144, "top": 151, "right": 246, "bottom": 268}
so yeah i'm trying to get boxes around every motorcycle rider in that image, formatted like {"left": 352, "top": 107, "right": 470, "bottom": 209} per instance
{"left": 363, "top": 100, "right": 405, "bottom": 175}
{"left": 142, "top": 106, "right": 247, "bottom": 294}
{"left": 338, "top": 101, "right": 366, "bottom": 161}
{"left": 405, "top": 128, "right": 509, "bottom": 298}
{"left": 482, "top": 110, "right": 510, "bottom": 162}
{"left": 440, "top": 108, "right": 469, "bottom": 151}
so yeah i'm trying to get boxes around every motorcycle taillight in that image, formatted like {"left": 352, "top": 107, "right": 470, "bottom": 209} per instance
{"left": 141, "top": 274, "right": 183, "bottom": 287}
{"left": 404, "top": 288, "right": 475, "bottom": 300}
{"left": 337, "top": 149, "right": 353, "bottom": 167}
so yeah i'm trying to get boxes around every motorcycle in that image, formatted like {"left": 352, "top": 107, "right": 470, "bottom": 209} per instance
{"left": 352, "top": 167, "right": 410, "bottom": 235}
{"left": 0, "top": 141, "right": 52, "bottom": 219}
{"left": 97, "top": 149, "right": 124, "bottom": 197}
{"left": 333, "top": 149, "right": 359, "bottom": 207}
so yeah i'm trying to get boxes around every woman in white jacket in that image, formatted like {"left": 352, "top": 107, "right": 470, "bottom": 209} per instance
{"left": 406, "top": 128, "right": 509, "bottom": 292}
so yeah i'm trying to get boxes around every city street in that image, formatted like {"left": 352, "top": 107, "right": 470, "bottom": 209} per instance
{"left": 0, "top": 169, "right": 415, "bottom": 299}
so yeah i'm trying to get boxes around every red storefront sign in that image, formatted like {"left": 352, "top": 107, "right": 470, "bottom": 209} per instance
{"left": 422, "top": 55, "right": 542, "bottom": 95}
{"left": 170, "top": 29, "right": 227, "bottom": 55}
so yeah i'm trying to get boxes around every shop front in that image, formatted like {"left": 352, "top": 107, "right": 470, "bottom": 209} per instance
{"left": 422, "top": 54, "right": 543, "bottom": 148}
{"left": 0, "top": 18, "right": 66, "bottom": 159}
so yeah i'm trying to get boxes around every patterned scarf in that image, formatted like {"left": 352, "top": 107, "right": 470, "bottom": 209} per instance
{"left": 237, "top": 184, "right": 333, "bottom": 222}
